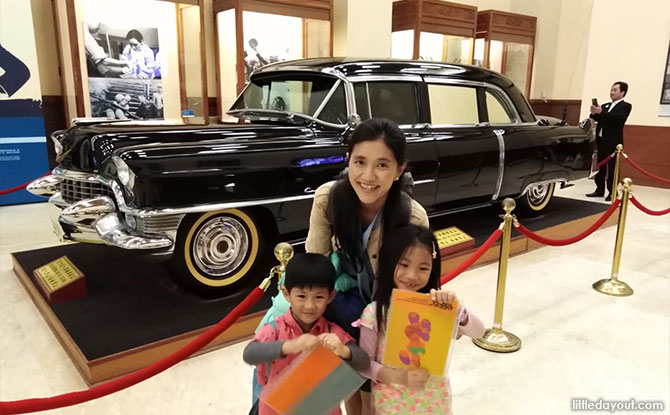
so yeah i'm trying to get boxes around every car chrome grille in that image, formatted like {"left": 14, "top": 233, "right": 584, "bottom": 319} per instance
{"left": 134, "top": 215, "right": 184, "bottom": 235}
{"left": 60, "top": 178, "right": 115, "bottom": 205}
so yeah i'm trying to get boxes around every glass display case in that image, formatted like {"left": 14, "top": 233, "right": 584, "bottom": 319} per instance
{"left": 391, "top": 0, "right": 476, "bottom": 64}
{"left": 53, "top": 0, "right": 209, "bottom": 125}
{"left": 215, "top": 0, "right": 333, "bottom": 121}
{"left": 474, "top": 9, "right": 536, "bottom": 98}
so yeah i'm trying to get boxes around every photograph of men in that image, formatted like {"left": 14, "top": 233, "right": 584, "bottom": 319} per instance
{"left": 586, "top": 81, "right": 632, "bottom": 201}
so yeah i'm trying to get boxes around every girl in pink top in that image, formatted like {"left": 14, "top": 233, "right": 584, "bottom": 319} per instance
{"left": 358, "top": 225, "right": 485, "bottom": 415}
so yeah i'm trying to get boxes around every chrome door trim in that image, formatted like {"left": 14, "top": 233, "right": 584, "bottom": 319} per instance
{"left": 491, "top": 129, "right": 505, "bottom": 201}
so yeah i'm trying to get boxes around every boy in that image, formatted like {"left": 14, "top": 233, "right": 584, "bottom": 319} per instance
{"left": 243, "top": 253, "right": 369, "bottom": 415}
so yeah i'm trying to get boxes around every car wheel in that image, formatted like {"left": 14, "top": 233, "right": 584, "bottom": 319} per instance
{"left": 171, "top": 208, "right": 263, "bottom": 294}
{"left": 516, "top": 182, "right": 556, "bottom": 217}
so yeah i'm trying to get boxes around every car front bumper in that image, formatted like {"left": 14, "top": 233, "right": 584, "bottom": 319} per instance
{"left": 29, "top": 169, "right": 179, "bottom": 255}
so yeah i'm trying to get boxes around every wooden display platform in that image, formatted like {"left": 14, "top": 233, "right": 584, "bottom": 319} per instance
{"left": 12, "top": 197, "right": 616, "bottom": 386}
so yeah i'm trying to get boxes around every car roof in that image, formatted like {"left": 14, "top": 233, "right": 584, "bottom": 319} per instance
{"left": 253, "top": 57, "right": 514, "bottom": 89}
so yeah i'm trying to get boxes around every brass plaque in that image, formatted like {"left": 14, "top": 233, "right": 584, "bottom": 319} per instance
{"left": 434, "top": 227, "right": 473, "bottom": 249}
{"left": 34, "top": 256, "right": 84, "bottom": 293}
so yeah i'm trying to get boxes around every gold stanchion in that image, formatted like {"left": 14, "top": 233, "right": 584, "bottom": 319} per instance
{"left": 260, "top": 242, "right": 294, "bottom": 291}
{"left": 593, "top": 178, "right": 634, "bottom": 296}
{"left": 611, "top": 144, "right": 623, "bottom": 205}
{"left": 473, "top": 198, "right": 521, "bottom": 353}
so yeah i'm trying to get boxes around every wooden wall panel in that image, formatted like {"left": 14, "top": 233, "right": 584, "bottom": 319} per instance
{"left": 529, "top": 99, "right": 582, "bottom": 127}
{"left": 620, "top": 125, "right": 670, "bottom": 189}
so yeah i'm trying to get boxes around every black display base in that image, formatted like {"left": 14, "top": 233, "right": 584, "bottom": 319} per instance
{"left": 11, "top": 196, "right": 614, "bottom": 385}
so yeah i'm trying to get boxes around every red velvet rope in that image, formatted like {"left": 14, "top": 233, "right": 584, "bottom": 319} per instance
{"left": 596, "top": 153, "right": 614, "bottom": 168}
{"left": 0, "top": 286, "right": 266, "bottom": 415}
{"left": 440, "top": 228, "right": 503, "bottom": 285}
{"left": 515, "top": 199, "right": 621, "bottom": 246}
{"left": 630, "top": 196, "right": 670, "bottom": 216}
{"left": 623, "top": 155, "right": 670, "bottom": 184}
{"left": 0, "top": 173, "right": 51, "bottom": 196}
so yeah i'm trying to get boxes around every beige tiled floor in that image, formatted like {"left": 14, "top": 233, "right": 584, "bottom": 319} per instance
{"left": 1, "top": 179, "right": 668, "bottom": 414}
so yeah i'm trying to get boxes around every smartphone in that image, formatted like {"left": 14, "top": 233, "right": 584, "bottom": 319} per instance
{"left": 591, "top": 98, "right": 599, "bottom": 106}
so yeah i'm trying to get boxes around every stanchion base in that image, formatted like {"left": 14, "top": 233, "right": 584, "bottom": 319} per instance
{"left": 472, "top": 328, "right": 521, "bottom": 353}
{"left": 592, "top": 279, "right": 633, "bottom": 296}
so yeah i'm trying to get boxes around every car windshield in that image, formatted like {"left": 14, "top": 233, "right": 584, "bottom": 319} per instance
{"left": 229, "top": 74, "right": 342, "bottom": 122}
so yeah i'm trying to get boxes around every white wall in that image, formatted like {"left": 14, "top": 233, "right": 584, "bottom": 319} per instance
{"left": 510, "top": 0, "right": 561, "bottom": 100}
{"left": 334, "top": 0, "right": 393, "bottom": 57}
{"left": 580, "top": 0, "right": 670, "bottom": 126}
{"left": 552, "top": 0, "right": 593, "bottom": 100}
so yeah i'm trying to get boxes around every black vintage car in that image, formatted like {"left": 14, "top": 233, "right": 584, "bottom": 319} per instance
{"left": 28, "top": 58, "right": 595, "bottom": 293}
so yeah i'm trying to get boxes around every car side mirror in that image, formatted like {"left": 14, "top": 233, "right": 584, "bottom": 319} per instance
{"left": 537, "top": 118, "right": 550, "bottom": 126}
{"left": 347, "top": 113, "right": 361, "bottom": 129}
{"left": 340, "top": 113, "right": 361, "bottom": 142}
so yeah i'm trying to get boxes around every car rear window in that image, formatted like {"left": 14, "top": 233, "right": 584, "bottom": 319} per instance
{"left": 427, "top": 84, "right": 479, "bottom": 125}
{"left": 486, "top": 90, "right": 516, "bottom": 124}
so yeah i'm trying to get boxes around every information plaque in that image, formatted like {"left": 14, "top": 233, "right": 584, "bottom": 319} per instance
{"left": 33, "top": 256, "right": 86, "bottom": 304}
{"left": 434, "top": 227, "right": 475, "bottom": 257}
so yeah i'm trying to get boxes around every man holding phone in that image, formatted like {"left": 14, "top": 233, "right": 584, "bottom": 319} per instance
{"left": 587, "top": 81, "right": 632, "bottom": 201}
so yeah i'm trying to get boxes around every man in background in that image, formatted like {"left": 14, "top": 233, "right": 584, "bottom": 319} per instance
{"left": 587, "top": 81, "right": 632, "bottom": 201}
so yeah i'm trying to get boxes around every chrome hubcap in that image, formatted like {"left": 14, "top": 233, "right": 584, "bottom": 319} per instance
{"left": 528, "top": 183, "right": 550, "bottom": 206}
{"left": 192, "top": 216, "right": 249, "bottom": 277}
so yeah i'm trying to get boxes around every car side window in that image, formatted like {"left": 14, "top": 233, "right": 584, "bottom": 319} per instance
{"left": 353, "top": 83, "right": 371, "bottom": 120}
{"left": 367, "top": 82, "right": 420, "bottom": 125}
{"left": 486, "top": 90, "right": 515, "bottom": 124}
{"left": 427, "top": 84, "right": 479, "bottom": 125}
{"left": 316, "top": 83, "right": 347, "bottom": 125}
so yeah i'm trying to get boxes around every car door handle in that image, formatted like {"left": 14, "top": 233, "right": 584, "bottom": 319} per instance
{"left": 304, "top": 187, "right": 315, "bottom": 194}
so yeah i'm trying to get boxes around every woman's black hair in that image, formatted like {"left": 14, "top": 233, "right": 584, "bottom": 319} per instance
{"left": 327, "top": 118, "right": 411, "bottom": 271}
{"left": 373, "top": 225, "right": 441, "bottom": 330}
{"left": 125, "top": 29, "right": 143, "bottom": 42}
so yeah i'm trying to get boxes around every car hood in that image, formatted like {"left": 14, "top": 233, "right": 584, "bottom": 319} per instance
{"left": 57, "top": 122, "right": 318, "bottom": 173}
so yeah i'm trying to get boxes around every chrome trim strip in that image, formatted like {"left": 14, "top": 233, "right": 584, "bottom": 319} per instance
{"left": 365, "top": 83, "right": 372, "bottom": 117}
{"left": 413, "top": 179, "right": 436, "bottom": 185}
{"left": 51, "top": 167, "right": 318, "bottom": 218}
{"left": 491, "top": 129, "right": 505, "bottom": 201}
{"left": 427, "top": 202, "right": 493, "bottom": 218}
{"left": 348, "top": 75, "right": 424, "bottom": 82}
{"left": 312, "top": 79, "right": 342, "bottom": 119}
{"left": 422, "top": 77, "right": 487, "bottom": 88}
{"left": 128, "top": 194, "right": 316, "bottom": 218}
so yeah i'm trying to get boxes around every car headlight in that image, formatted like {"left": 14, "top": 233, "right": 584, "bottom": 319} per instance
{"left": 112, "top": 156, "right": 135, "bottom": 189}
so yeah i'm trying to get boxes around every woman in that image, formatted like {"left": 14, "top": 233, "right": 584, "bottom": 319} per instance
{"left": 253, "top": 118, "right": 429, "bottom": 414}
{"left": 122, "top": 29, "right": 156, "bottom": 79}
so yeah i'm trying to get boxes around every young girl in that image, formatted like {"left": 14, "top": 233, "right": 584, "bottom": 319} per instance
{"left": 359, "top": 225, "right": 485, "bottom": 415}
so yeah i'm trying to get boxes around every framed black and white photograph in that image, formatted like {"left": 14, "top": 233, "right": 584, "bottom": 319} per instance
{"left": 84, "top": 23, "right": 162, "bottom": 80}
{"left": 660, "top": 42, "right": 670, "bottom": 105}
{"left": 89, "top": 78, "right": 163, "bottom": 120}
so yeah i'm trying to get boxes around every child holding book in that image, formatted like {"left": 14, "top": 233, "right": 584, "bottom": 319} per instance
{"left": 358, "top": 225, "right": 485, "bottom": 414}
{"left": 243, "top": 253, "right": 369, "bottom": 415}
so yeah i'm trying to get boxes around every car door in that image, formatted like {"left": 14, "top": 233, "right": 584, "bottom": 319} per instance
{"left": 424, "top": 79, "right": 501, "bottom": 209}
{"left": 351, "top": 78, "right": 438, "bottom": 208}
{"left": 482, "top": 87, "right": 592, "bottom": 199}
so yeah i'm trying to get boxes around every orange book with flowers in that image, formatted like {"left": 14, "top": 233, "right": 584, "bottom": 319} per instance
{"left": 382, "top": 289, "right": 460, "bottom": 377}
